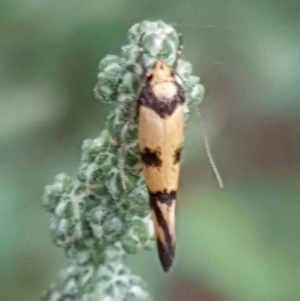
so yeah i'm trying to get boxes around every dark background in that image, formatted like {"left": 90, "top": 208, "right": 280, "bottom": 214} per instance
{"left": 1, "top": 1, "right": 300, "bottom": 300}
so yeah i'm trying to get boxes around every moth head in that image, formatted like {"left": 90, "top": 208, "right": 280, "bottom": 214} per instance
{"left": 148, "top": 60, "right": 174, "bottom": 84}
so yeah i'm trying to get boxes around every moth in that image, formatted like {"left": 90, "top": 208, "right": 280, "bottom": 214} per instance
{"left": 136, "top": 35, "right": 185, "bottom": 272}
{"left": 136, "top": 34, "right": 223, "bottom": 272}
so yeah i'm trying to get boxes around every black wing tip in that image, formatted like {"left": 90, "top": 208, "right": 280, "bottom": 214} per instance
{"left": 157, "top": 239, "right": 175, "bottom": 272}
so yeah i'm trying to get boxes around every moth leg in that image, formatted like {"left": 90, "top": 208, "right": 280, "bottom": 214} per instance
{"left": 134, "top": 32, "right": 149, "bottom": 121}
{"left": 118, "top": 143, "right": 127, "bottom": 191}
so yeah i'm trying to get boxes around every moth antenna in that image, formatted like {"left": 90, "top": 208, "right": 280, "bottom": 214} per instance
{"left": 196, "top": 107, "right": 224, "bottom": 188}
{"left": 173, "top": 33, "right": 183, "bottom": 70}
{"left": 137, "top": 33, "right": 147, "bottom": 74}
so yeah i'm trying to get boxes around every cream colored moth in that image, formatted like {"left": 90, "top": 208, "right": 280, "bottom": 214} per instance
{"left": 136, "top": 33, "right": 223, "bottom": 272}
{"left": 137, "top": 34, "right": 184, "bottom": 272}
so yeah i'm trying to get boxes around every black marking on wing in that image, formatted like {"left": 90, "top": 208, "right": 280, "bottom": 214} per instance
{"left": 150, "top": 190, "right": 176, "bottom": 206}
{"left": 174, "top": 147, "right": 181, "bottom": 164}
{"left": 157, "top": 237, "right": 174, "bottom": 272}
{"left": 139, "top": 82, "right": 184, "bottom": 118}
{"left": 150, "top": 191, "right": 176, "bottom": 272}
{"left": 141, "top": 147, "right": 162, "bottom": 167}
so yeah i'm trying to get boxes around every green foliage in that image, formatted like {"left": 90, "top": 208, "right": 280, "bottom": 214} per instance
{"left": 42, "top": 20, "right": 204, "bottom": 301}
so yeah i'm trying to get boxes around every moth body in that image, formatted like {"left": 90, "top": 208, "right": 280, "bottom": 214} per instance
{"left": 137, "top": 56, "right": 184, "bottom": 272}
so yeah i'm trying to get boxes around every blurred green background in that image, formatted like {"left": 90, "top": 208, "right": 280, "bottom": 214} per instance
{"left": 1, "top": 1, "right": 300, "bottom": 300}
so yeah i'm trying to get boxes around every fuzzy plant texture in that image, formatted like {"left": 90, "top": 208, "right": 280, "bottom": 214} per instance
{"left": 42, "top": 20, "right": 204, "bottom": 301}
